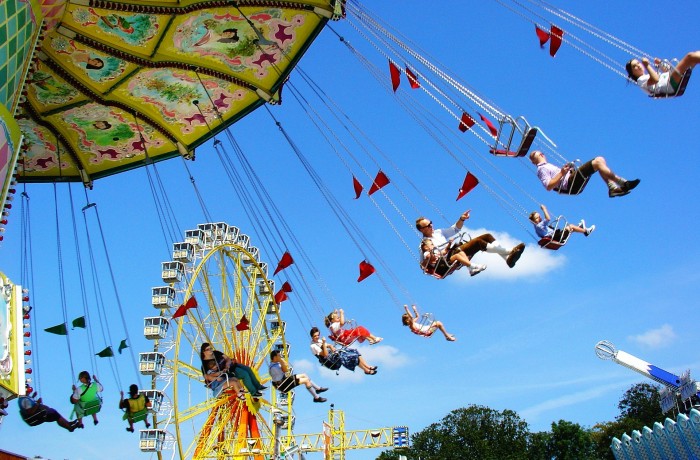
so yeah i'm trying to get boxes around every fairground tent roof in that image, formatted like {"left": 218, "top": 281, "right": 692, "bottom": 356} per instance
{"left": 15, "top": 0, "right": 343, "bottom": 185}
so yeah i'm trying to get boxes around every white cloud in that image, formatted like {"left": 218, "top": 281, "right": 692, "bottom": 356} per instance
{"left": 519, "top": 382, "right": 625, "bottom": 423}
{"left": 447, "top": 227, "right": 566, "bottom": 281}
{"left": 628, "top": 324, "right": 676, "bottom": 349}
{"left": 291, "top": 358, "right": 316, "bottom": 374}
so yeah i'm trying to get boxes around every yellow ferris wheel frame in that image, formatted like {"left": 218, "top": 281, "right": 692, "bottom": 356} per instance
{"left": 151, "top": 223, "right": 291, "bottom": 460}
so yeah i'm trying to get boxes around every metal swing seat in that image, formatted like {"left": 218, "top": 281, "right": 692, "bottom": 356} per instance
{"left": 22, "top": 405, "right": 48, "bottom": 426}
{"left": 411, "top": 313, "right": 436, "bottom": 338}
{"left": 78, "top": 396, "right": 103, "bottom": 416}
{"left": 328, "top": 319, "right": 361, "bottom": 347}
{"left": 537, "top": 216, "right": 572, "bottom": 250}
{"left": 650, "top": 65, "right": 692, "bottom": 99}
{"left": 420, "top": 234, "right": 471, "bottom": 279}
{"left": 552, "top": 160, "right": 591, "bottom": 196}
{"left": 488, "top": 115, "right": 540, "bottom": 158}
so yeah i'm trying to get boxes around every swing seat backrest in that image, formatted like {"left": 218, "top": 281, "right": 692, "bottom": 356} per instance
{"left": 80, "top": 397, "right": 102, "bottom": 416}
{"left": 651, "top": 68, "right": 692, "bottom": 98}
{"left": 125, "top": 408, "right": 149, "bottom": 423}
{"left": 489, "top": 128, "right": 538, "bottom": 158}
{"left": 553, "top": 168, "right": 590, "bottom": 196}
{"left": 23, "top": 407, "right": 48, "bottom": 426}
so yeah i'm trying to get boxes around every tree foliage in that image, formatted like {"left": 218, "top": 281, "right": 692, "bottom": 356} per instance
{"left": 385, "top": 405, "right": 530, "bottom": 460}
{"left": 377, "top": 383, "right": 667, "bottom": 460}
{"left": 616, "top": 382, "right": 663, "bottom": 426}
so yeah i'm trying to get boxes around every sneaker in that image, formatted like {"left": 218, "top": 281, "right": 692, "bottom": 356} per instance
{"left": 316, "top": 387, "right": 329, "bottom": 394}
{"left": 94, "top": 419, "right": 99, "bottom": 426}
{"left": 126, "top": 427, "right": 135, "bottom": 433}
{"left": 584, "top": 225, "right": 596, "bottom": 237}
{"left": 469, "top": 264, "right": 486, "bottom": 276}
{"left": 313, "top": 396, "right": 327, "bottom": 403}
{"left": 578, "top": 219, "right": 586, "bottom": 229}
{"left": 258, "top": 385, "right": 268, "bottom": 391}
{"left": 252, "top": 391, "right": 263, "bottom": 397}
{"left": 609, "top": 187, "right": 630, "bottom": 198}
{"left": 506, "top": 243, "right": 525, "bottom": 268}
{"left": 622, "top": 179, "right": 640, "bottom": 192}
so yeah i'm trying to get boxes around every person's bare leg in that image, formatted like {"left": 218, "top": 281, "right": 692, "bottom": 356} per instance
{"left": 672, "top": 51, "right": 700, "bottom": 83}
{"left": 566, "top": 224, "right": 586, "bottom": 234}
{"left": 450, "top": 251, "right": 472, "bottom": 268}
{"left": 434, "top": 321, "right": 456, "bottom": 340}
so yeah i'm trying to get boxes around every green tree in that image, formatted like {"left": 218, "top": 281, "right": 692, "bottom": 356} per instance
{"left": 548, "top": 420, "right": 597, "bottom": 459}
{"left": 379, "top": 405, "right": 530, "bottom": 460}
{"left": 616, "top": 382, "right": 663, "bottom": 426}
{"left": 528, "top": 421, "right": 596, "bottom": 459}
{"left": 527, "top": 430, "right": 551, "bottom": 459}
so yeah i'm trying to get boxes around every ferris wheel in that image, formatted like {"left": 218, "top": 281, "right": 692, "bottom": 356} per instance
{"left": 138, "top": 222, "right": 292, "bottom": 459}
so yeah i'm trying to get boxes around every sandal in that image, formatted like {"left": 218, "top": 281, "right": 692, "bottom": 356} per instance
{"left": 237, "top": 391, "right": 246, "bottom": 401}
{"left": 370, "top": 337, "right": 383, "bottom": 345}
{"left": 364, "top": 369, "right": 378, "bottom": 375}
{"left": 446, "top": 335, "right": 457, "bottom": 342}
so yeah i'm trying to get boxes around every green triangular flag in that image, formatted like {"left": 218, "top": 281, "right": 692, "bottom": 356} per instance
{"left": 72, "top": 316, "right": 86, "bottom": 329}
{"left": 118, "top": 340, "right": 128, "bottom": 354}
{"left": 96, "top": 346, "right": 114, "bottom": 358}
{"left": 44, "top": 323, "right": 68, "bottom": 335}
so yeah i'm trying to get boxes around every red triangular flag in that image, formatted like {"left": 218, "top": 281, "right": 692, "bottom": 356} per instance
{"left": 357, "top": 260, "right": 376, "bottom": 282}
{"left": 353, "top": 175, "right": 363, "bottom": 199}
{"left": 405, "top": 66, "right": 420, "bottom": 89}
{"left": 274, "top": 283, "right": 291, "bottom": 304}
{"left": 550, "top": 25, "right": 563, "bottom": 57}
{"left": 458, "top": 112, "right": 475, "bottom": 132}
{"left": 172, "top": 296, "right": 198, "bottom": 319}
{"left": 535, "top": 25, "right": 550, "bottom": 47}
{"left": 274, "top": 289, "right": 288, "bottom": 304}
{"left": 273, "top": 252, "right": 294, "bottom": 275}
{"left": 389, "top": 61, "right": 401, "bottom": 92}
{"left": 456, "top": 172, "right": 479, "bottom": 201}
{"left": 368, "top": 171, "right": 390, "bottom": 196}
{"left": 478, "top": 113, "right": 498, "bottom": 137}
{"left": 235, "top": 314, "right": 250, "bottom": 331}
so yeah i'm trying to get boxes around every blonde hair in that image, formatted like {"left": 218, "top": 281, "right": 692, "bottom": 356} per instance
{"left": 324, "top": 312, "right": 335, "bottom": 328}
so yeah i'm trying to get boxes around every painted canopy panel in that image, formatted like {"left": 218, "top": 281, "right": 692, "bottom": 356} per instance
{"left": 16, "top": 0, "right": 343, "bottom": 184}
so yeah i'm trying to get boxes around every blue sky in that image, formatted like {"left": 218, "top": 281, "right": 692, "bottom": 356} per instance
{"left": 1, "top": 0, "right": 700, "bottom": 459}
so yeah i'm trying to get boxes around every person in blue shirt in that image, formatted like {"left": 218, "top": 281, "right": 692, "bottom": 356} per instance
{"left": 529, "top": 204, "right": 594, "bottom": 242}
